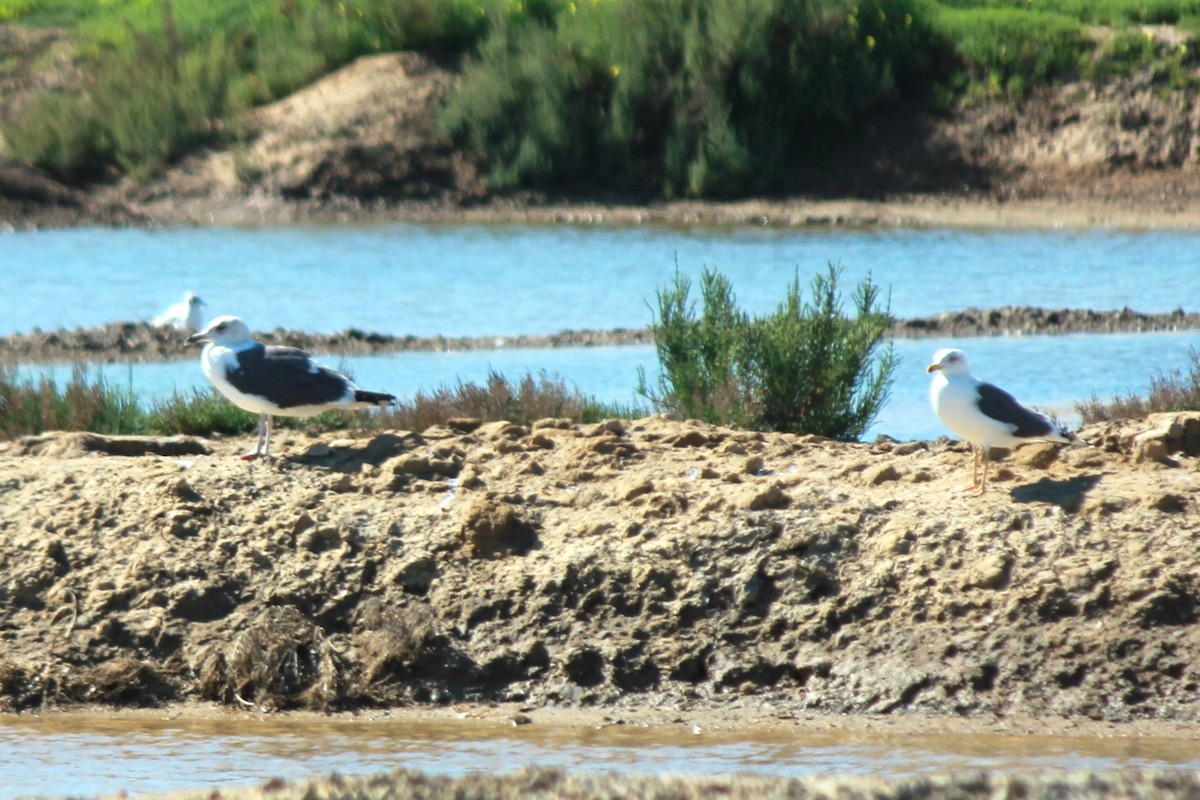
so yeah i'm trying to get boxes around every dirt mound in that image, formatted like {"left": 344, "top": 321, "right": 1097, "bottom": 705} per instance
{"left": 0, "top": 413, "right": 1198, "bottom": 722}
{"left": 115, "top": 52, "right": 480, "bottom": 224}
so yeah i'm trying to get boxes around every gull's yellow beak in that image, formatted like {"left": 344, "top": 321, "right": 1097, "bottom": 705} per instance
{"left": 925, "top": 363, "right": 941, "bottom": 373}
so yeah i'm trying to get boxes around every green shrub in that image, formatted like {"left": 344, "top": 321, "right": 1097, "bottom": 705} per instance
{"left": 1076, "top": 349, "right": 1200, "bottom": 424}
{"left": 444, "top": 0, "right": 944, "bottom": 197}
{"left": 5, "top": 19, "right": 237, "bottom": 179}
{"left": 638, "top": 264, "right": 896, "bottom": 441}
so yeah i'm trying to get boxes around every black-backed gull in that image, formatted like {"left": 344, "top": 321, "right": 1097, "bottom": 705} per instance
{"left": 926, "top": 347, "right": 1076, "bottom": 494}
{"left": 187, "top": 315, "right": 395, "bottom": 459}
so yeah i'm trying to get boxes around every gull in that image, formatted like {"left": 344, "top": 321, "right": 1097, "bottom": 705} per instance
{"left": 154, "top": 292, "right": 208, "bottom": 332}
{"left": 187, "top": 315, "right": 396, "bottom": 459}
{"left": 927, "top": 347, "right": 1077, "bottom": 494}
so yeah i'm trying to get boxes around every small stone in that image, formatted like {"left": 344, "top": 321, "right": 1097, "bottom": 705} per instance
{"left": 865, "top": 463, "right": 902, "bottom": 485}
{"left": 739, "top": 481, "right": 789, "bottom": 510}
{"left": 967, "top": 552, "right": 1012, "bottom": 590}
{"left": 619, "top": 478, "right": 654, "bottom": 501}
{"left": 671, "top": 430, "right": 710, "bottom": 448}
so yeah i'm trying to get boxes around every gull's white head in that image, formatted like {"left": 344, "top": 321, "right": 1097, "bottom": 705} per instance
{"left": 185, "top": 292, "right": 207, "bottom": 309}
{"left": 926, "top": 348, "right": 971, "bottom": 377}
{"left": 186, "top": 315, "right": 253, "bottom": 347}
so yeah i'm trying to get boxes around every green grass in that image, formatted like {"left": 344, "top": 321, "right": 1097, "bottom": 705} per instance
{"left": 1076, "top": 349, "right": 1200, "bottom": 424}
{"left": 0, "top": 365, "right": 144, "bottom": 439}
{"left": 935, "top": 0, "right": 1200, "bottom": 27}
{"left": 0, "top": 365, "right": 635, "bottom": 441}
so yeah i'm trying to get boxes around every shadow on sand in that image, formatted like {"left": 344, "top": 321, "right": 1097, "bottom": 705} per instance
{"left": 1010, "top": 474, "right": 1102, "bottom": 510}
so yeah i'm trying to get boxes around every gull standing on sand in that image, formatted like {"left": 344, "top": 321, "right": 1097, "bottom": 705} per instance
{"left": 926, "top": 347, "right": 1077, "bottom": 494}
{"left": 187, "top": 315, "right": 396, "bottom": 459}
{"left": 154, "top": 291, "right": 208, "bottom": 331}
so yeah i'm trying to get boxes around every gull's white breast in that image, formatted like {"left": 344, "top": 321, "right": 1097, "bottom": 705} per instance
{"left": 930, "top": 372, "right": 1024, "bottom": 449}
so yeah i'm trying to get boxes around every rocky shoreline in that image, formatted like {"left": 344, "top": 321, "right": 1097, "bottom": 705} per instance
{"left": 2, "top": 305, "right": 1196, "bottom": 365}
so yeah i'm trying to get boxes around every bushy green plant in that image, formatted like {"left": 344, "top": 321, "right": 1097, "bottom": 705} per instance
{"left": 444, "top": 0, "right": 944, "bottom": 197}
{"left": 637, "top": 269, "right": 753, "bottom": 426}
{"left": 744, "top": 267, "right": 896, "bottom": 441}
{"left": 638, "top": 264, "right": 896, "bottom": 441}
{"left": 1076, "top": 349, "right": 1200, "bottom": 424}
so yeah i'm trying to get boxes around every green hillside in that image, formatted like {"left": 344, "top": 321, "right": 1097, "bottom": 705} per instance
{"left": 2, "top": 0, "right": 1198, "bottom": 195}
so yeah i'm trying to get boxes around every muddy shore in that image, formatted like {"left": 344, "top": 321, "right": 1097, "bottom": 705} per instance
{"left": 2, "top": 305, "right": 1196, "bottom": 365}
{"left": 2, "top": 412, "right": 1199, "bottom": 721}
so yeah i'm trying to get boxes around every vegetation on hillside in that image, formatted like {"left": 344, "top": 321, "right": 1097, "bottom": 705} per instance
{"left": 637, "top": 265, "right": 896, "bottom": 442}
{"left": 3, "top": 0, "right": 1200, "bottom": 191}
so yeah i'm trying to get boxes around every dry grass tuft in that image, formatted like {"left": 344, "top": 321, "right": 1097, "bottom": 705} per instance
{"left": 1077, "top": 349, "right": 1200, "bottom": 424}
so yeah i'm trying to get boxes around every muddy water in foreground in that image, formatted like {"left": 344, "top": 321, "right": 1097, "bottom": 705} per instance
{"left": 3, "top": 714, "right": 1200, "bottom": 799}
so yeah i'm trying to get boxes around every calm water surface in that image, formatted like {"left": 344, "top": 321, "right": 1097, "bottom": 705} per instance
{"left": 2, "top": 713, "right": 1200, "bottom": 799}
{"left": 4, "top": 223, "right": 1200, "bottom": 336}
{"left": 5, "top": 223, "right": 1200, "bottom": 439}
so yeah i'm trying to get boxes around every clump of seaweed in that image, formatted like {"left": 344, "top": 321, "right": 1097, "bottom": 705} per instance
{"left": 195, "top": 606, "right": 346, "bottom": 711}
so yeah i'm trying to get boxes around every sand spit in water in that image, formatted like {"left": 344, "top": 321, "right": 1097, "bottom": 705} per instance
{"left": 1, "top": 305, "right": 1196, "bottom": 365}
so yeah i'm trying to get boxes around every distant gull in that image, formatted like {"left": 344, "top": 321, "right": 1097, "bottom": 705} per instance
{"left": 154, "top": 291, "right": 208, "bottom": 331}
{"left": 926, "top": 347, "right": 1077, "bottom": 494}
{"left": 187, "top": 315, "right": 396, "bottom": 459}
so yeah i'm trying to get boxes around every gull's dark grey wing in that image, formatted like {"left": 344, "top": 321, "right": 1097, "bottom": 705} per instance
{"left": 226, "top": 344, "right": 352, "bottom": 409}
{"left": 975, "top": 381, "right": 1056, "bottom": 438}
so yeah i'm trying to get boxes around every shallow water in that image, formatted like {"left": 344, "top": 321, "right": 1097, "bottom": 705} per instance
{"left": 3, "top": 713, "right": 1200, "bottom": 799}
{"left": 3, "top": 223, "right": 1199, "bottom": 337}
{"left": 5, "top": 223, "right": 1200, "bottom": 440}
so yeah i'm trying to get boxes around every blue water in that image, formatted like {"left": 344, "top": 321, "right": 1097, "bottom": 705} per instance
{"left": 2, "top": 713, "right": 1199, "bottom": 799}
{"left": 4, "top": 223, "right": 1200, "bottom": 440}
{"left": 3, "top": 223, "right": 1199, "bottom": 336}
